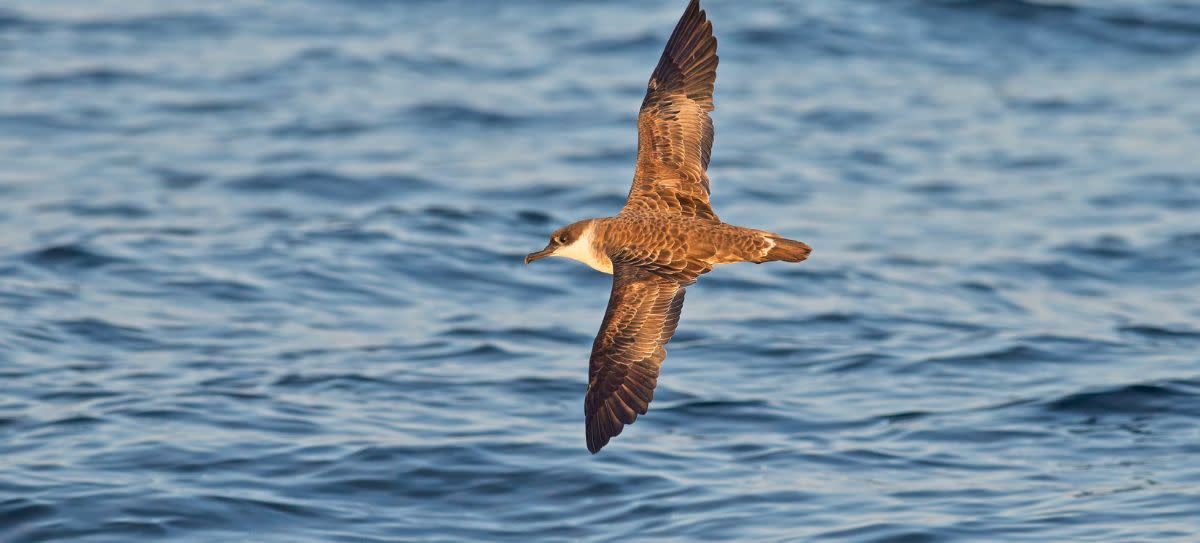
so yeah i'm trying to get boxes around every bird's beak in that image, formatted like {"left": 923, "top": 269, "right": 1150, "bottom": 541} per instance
{"left": 524, "top": 245, "right": 555, "bottom": 264}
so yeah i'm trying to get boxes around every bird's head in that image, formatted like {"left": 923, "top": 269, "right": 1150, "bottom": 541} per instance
{"left": 524, "top": 219, "right": 593, "bottom": 264}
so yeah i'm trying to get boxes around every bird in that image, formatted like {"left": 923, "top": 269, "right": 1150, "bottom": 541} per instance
{"left": 524, "top": 0, "right": 811, "bottom": 454}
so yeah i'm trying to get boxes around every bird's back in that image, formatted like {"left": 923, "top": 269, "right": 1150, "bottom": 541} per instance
{"left": 598, "top": 212, "right": 791, "bottom": 270}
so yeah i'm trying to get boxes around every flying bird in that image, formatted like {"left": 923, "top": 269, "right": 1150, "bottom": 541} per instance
{"left": 525, "top": 0, "right": 811, "bottom": 453}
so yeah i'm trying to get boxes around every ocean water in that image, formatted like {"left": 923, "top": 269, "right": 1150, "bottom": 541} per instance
{"left": 2, "top": 0, "right": 1200, "bottom": 541}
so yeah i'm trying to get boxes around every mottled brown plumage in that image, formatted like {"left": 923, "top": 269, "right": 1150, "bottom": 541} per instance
{"left": 585, "top": 265, "right": 684, "bottom": 453}
{"left": 524, "top": 0, "right": 812, "bottom": 454}
{"left": 625, "top": 0, "right": 719, "bottom": 222}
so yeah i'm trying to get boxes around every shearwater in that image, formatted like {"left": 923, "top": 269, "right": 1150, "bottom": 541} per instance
{"left": 524, "top": 0, "right": 812, "bottom": 454}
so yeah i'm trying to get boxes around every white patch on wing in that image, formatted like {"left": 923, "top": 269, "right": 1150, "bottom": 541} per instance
{"left": 762, "top": 235, "right": 776, "bottom": 257}
{"left": 553, "top": 223, "right": 613, "bottom": 274}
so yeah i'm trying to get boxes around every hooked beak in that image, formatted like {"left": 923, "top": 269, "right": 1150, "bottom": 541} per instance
{"left": 524, "top": 245, "right": 555, "bottom": 264}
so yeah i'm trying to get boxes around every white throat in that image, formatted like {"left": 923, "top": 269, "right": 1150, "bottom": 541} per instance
{"left": 553, "top": 223, "right": 613, "bottom": 274}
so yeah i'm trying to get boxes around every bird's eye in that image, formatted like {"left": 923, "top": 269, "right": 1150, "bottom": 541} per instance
{"left": 557, "top": 234, "right": 568, "bottom": 244}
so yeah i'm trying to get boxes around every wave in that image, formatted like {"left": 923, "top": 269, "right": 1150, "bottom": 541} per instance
{"left": 0, "top": 113, "right": 87, "bottom": 133}
{"left": 921, "top": 0, "right": 1200, "bottom": 55}
{"left": 156, "top": 99, "right": 263, "bottom": 115}
{"left": 270, "top": 119, "right": 374, "bottom": 139}
{"left": 70, "top": 12, "right": 231, "bottom": 37}
{"left": 25, "top": 244, "right": 124, "bottom": 271}
{"left": 161, "top": 278, "right": 268, "bottom": 303}
{"left": 573, "top": 33, "right": 661, "bottom": 54}
{"left": 55, "top": 318, "right": 160, "bottom": 351}
{"left": 1119, "top": 325, "right": 1200, "bottom": 340}
{"left": 223, "top": 169, "right": 432, "bottom": 202}
{"left": 22, "top": 68, "right": 153, "bottom": 87}
{"left": 405, "top": 102, "right": 530, "bottom": 128}
{"left": 1045, "top": 379, "right": 1200, "bottom": 416}
{"left": 439, "top": 325, "right": 591, "bottom": 345}
{"left": 0, "top": 8, "right": 42, "bottom": 31}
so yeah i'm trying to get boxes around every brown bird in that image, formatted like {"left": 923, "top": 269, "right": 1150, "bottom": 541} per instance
{"left": 525, "top": 0, "right": 811, "bottom": 454}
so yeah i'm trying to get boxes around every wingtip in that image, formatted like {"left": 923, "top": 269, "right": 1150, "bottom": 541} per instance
{"left": 586, "top": 410, "right": 625, "bottom": 454}
{"left": 686, "top": 0, "right": 706, "bottom": 27}
{"left": 656, "top": 0, "right": 717, "bottom": 85}
{"left": 586, "top": 424, "right": 608, "bottom": 454}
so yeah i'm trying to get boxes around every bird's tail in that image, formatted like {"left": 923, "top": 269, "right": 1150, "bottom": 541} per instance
{"left": 763, "top": 235, "right": 812, "bottom": 263}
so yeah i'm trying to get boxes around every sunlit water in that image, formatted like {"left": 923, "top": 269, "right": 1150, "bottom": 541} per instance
{"left": 2, "top": 1, "right": 1200, "bottom": 541}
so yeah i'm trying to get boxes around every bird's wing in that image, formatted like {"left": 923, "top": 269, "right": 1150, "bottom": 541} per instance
{"left": 623, "top": 0, "right": 720, "bottom": 222}
{"left": 585, "top": 264, "right": 689, "bottom": 453}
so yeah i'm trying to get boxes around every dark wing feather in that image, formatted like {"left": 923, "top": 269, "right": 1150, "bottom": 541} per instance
{"left": 623, "top": 0, "right": 720, "bottom": 221}
{"left": 585, "top": 264, "right": 688, "bottom": 453}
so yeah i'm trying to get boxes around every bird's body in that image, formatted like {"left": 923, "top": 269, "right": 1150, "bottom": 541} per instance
{"left": 548, "top": 214, "right": 809, "bottom": 276}
{"left": 525, "top": 0, "right": 811, "bottom": 453}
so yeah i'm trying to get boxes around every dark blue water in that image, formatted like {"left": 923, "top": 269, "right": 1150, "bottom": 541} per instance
{"left": 3, "top": 0, "right": 1200, "bottom": 541}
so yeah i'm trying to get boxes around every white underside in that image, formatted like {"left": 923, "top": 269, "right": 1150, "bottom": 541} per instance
{"left": 553, "top": 223, "right": 613, "bottom": 274}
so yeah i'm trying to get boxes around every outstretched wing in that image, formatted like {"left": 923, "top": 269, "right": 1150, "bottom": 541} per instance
{"left": 623, "top": 0, "right": 720, "bottom": 221}
{"left": 585, "top": 264, "right": 689, "bottom": 453}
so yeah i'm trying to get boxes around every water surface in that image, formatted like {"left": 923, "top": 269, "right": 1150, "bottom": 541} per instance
{"left": 2, "top": 0, "right": 1200, "bottom": 541}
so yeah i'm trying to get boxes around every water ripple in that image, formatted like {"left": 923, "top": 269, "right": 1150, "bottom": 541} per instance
{"left": 2, "top": 0, "right": 1199, "bottom": 541}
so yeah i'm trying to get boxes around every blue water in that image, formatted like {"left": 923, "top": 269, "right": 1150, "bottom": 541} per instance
{"left": 2, "top": 0, "right": 1200, "bottom": 541}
